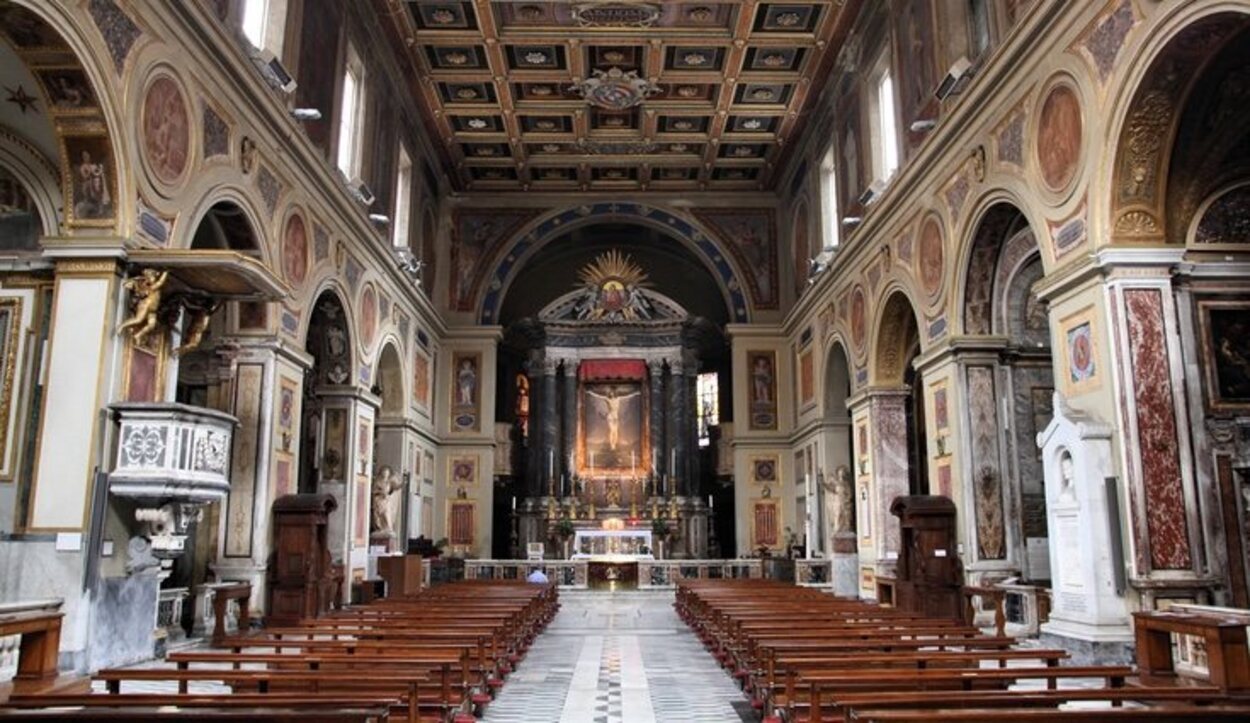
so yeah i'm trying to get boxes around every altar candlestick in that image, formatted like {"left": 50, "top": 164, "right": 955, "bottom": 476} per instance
{"left": 590, "top": 451, "right": 596, "bottom": 476}
{"left": 511, "top": 495, "right": 516, "bottom": 511}
{"left": 708, "top": 495, "right": 713, "bottom": 509}
{"left": 670, "top": 448, "right": 676, "bottom": 477}
{"left": 548, "top": 450, "right": 554, "bottom": 479}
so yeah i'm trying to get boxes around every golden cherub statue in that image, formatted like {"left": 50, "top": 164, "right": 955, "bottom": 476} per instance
{"left": 174, "top": 299, "right": 221, "bottom": 356}
{"left": 118, "top": 269, "right": 169, "bottom": 346}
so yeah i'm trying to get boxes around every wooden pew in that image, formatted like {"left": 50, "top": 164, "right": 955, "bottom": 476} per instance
{"left": 846, "top": 705, "right": 1250, "bottom": 721}
{"left": 2, "top": 580, "right": 556, "bottom": 723}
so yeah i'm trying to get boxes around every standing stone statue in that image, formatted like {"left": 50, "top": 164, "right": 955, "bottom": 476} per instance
{"left": 821, "top": 464, "right": 855, "bottom": 534}
{"left": 370, "top": 465, "right": 404, "bottom": 536}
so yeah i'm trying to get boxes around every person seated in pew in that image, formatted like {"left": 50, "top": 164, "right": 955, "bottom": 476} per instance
{"left": 527, "top": 567, "right": 549, "bottom": 584}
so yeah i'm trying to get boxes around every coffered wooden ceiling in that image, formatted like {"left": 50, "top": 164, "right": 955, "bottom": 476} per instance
{"left": 386, "top": 1, "right": 854, "bottom": 193}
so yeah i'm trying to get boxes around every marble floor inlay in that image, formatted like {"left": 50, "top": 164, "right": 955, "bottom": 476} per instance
{"left": 483, "top": 590, "right": 748, "bottom": 723}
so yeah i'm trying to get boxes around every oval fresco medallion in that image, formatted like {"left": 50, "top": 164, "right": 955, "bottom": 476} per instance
{"left": 850, "top": 285, "right": 867, "bottom": 352}
{"left": 282, "top": 213, "right": 308, "bottom": 287}
{"left": 141, "top": 75, "right": 191, "bottom": 186}
{"left": 1036, "top": 83, "right": 1083, "bottom": 192}
{"left": 917, "top": 216, "right": 944, "bottom": 298}
{"left": 360, "top": 284, "right": 378, "bottom": 349}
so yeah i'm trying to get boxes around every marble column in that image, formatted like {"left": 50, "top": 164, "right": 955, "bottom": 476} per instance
{"left": 1107, "top": 275, "right": 1199, "bottom": 580}
{"left": 292, "top": 385, "right": 379, "bottom": 598}
{"left": 540, "top": 355, "right": 559, "bottom": 496}
{"left": 211, "top": 338, "right": 312, "bottom": 611}
{"left": 647, "top": 359, "right": 665, "bottom": 491}
{"left": 684, "top": 362, "right": 700, "bottom": 497}
{"left": 669, "top": 359, "right": 689, "bottom": 497}
{"left": 562, "top": 359, "right": 578, "bottom": 497}
{"left": 949, "top": 342, "right": 1019, "bottom": 584}
{"left": 848, "top": 389, "right": 910, "bottom": 584}
{"left": 525, "top": 352, "right": 544, "bottom": 497}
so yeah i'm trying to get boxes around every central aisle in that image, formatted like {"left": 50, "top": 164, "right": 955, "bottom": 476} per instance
{"left": 483, "top": 590, "right": 749, "bottom": 723}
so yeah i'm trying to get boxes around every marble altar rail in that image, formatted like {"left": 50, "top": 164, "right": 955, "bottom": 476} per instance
{"left": 458, "top": 558, "right": 838, "bottom": 591}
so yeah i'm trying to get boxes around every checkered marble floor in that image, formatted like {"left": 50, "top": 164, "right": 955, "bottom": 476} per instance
{"left": 483, "top": 590, "right": 749, "bottom": 723}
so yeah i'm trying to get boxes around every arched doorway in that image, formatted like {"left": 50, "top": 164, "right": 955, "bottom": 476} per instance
{"left": 961, "top": 201, "right": 1053, "bottom": 581}
{"left": 300, "top": 291, "right": 353, "bottom": 494}
{"left": 873, "top": 291, "right": 926, "bottom": 495}
{"left": 821, "top": 341, "right": 857, "bottom": 594}
{"left": 370, "top": 342, "right": 409, "bottom": 552}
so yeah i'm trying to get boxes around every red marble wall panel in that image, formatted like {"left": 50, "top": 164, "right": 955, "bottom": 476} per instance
{"left": 1124, "top": 288, "right": 1191, "bottom": 570}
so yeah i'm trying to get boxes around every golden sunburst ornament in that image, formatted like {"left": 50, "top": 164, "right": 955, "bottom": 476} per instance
{"left": 574, "top": 251, "right": 652, "bottom": 322}
{"left": 577, "top": 250, "right": 648, "bottom": 289}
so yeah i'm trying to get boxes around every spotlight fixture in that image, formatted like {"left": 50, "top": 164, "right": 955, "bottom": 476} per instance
{"left": 347, "top": 178, "right": 375, "bottom": 206}
{"left": 252, "top": 49, "right": 297, "bottom": 94}
{"left": 934, "top": 56, "right": 973, "bottom": 101}
{"left": 368, "top": 213, "right": 391, "bottom": 226}
{"left": 842, "top": 216, "right": 863, "bottom": 227}
{"left": 290, "top": 108, "right": 322, "bottom": 121}
{"left": 909, "top": 119, "right": 936, "bottom": 133}
{"left": 857, "top": 179, "right": 886, "bottom": 206}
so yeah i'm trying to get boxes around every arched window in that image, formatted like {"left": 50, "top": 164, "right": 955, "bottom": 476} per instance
{"left": 697, "top": 372, "right": 719, "bottom": 447}
{"left": 819, "top": 146, "right": 840, "bottom": 249}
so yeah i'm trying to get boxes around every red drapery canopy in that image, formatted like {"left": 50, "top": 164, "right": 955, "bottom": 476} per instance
{"left": 578, "top": 359, "right": 647, "bottom": 381}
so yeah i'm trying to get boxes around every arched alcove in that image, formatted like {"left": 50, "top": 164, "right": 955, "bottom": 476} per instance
{"left": 375, "top": 342, "right": 405, "bottom": 418}
{"left": 190, "top": 201, "right": 263, "bottom": 255}
{"left": 299, "top": 290, "right": 353, "bottom": 494}
{"left": 872, "top": 291, "right": 927, "bottom": 496}
{"left": 960, "top": 201, "right": 1053, "bottom": 577}
{"left": 820, "top": 340, "right": 856, "bottom": 584}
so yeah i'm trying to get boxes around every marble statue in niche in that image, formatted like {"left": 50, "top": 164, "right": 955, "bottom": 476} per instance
{"left": 822, "top": 464, "right": 855, "bottom": 534}
{"left": 370, "top": 465, "right": 403, "bottom": 536}
{"left": 1058, "top": 450, "right": 1076, "bottom": 502}
{"left": 457, "top": 356, "right": 477, "bottom": 406}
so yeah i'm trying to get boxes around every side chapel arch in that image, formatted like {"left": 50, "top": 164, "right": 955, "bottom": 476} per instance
{"left": 871, "top": 288, "right": 928, "bottom": 497}
{"left": 958, "top": 198, "right": 1055, "bottom": 579}
{"left": 1103, "top": 8, "right": 1250, "bottom": 244}
{"left": 3, "top": 0, "right": 132, "bottom": 237}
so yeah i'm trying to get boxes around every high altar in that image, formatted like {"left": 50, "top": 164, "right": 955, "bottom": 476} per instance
{"left": 508, "top": 252, "right": 712, "bottom": 559}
